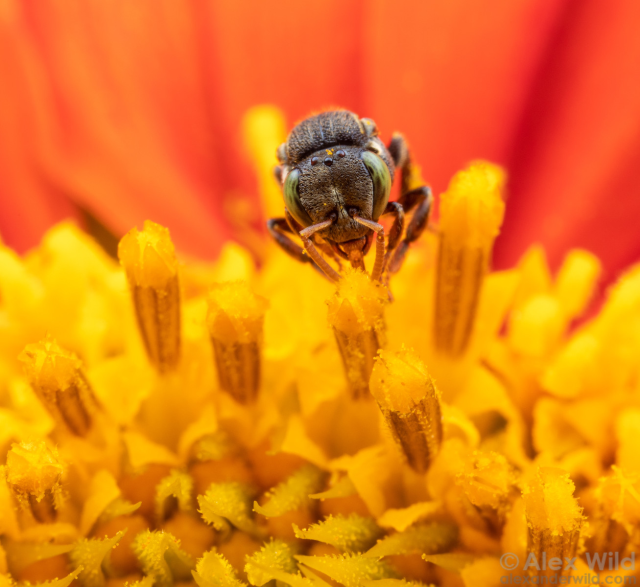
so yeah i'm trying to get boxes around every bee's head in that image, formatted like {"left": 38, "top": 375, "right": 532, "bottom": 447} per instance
{"left": 278, "top": 143, "right": 392, "bottom": 245}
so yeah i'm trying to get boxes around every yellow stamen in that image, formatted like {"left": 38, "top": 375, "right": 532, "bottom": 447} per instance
{"left": 327, "top": 270, "right": 387, "bottom": 399}
{"left": 590, "top": 467, "right": 640, "bottom": 555}
{"left": 19, "top": 335, "right": 99, "bottom": 436}
{"left": 6, "top": 440, "right": 65, "bottom": 523}
{"left": 434, "top": 161, "right": 506, "bottom": 356}
{"left": 522, "top": 467, "right": 583, "bottom": 582}
{"left": 456, "top": 450, "right": 518, "bottom": 530}
{"left": 370, "top": 348, "right": 442, "bottom": 472}
{"left": 207, "top": 282, "right": 268, "bottom": 403}
{"left": 118, "top": 220, "right": 181, "bottom": 373}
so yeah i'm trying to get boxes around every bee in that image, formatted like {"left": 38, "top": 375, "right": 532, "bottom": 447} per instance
{"left": 267, "top": 110, "right": 432, "bottom": 283}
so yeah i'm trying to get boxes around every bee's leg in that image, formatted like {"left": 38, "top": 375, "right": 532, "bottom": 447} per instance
{"left": 299, "top": 220, "right": 341, "bottom": 282}
{"left": 381, "top": 201, "right": 405, "bottom": 270}
{"left": 387, "top": 187, "right": 432, "bottom": 274}
{"left": 267, "top": 218, "right": 339, "bottom": 281}
{"left": 288, "top": 209, "right": 342, "bottom": 268}
{"left": 388, "top": 133, "right": 414, "bottom": 195}
{"left": 387, "top": 133, "right": 433, "bottom": 275}
{"left": 267, "top": 218, "right": 313, "bottom": 264}
{"left": 269, "top": 217, "right": 338, "bottom": 280}
{"left": 353, "top": 216, "right": 386, "bottom": 282}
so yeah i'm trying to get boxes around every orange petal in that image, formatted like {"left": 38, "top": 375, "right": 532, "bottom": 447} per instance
{"left": 495, "top": 0, "right": 640, "bottom": 282}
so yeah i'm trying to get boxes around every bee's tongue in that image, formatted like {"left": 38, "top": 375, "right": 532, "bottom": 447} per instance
{"left": 340, "top": 237, "right": 367, "bottom": 271}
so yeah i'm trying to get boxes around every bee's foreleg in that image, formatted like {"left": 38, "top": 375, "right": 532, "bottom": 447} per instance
{"left": 267, "top": 218, "right": 311, "bottom": 263}
{"left": 353, "top": 217, "right": 386, "bottom": 282}
{"left": 299, "top": 220, "right": 341, "bottom": 282}
{"left": 267, "top": 217, "right": 339, "bottom": 282}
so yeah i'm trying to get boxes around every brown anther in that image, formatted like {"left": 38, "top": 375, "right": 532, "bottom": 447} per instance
{"left": 370, "top": 349, "right": 442, "bottom": 472}
{"left": 207, "top": 282, "right": 268, "bottom": 404}
{"left": 434, "top": 162, "right": 505, "bottom": 357}
{"left": 523, "top": 468, "right": 583, "bottom": 583}
{"left": 28, "top": 491, "right": 57, "bottom": 523}
{"left": 327, "top": 271, "right": 387, "bottom": 399}
{"left": 6, "top": 440, "right": 66, "bottom": 522}
{"left": 19, "top": 336, "right": 99, "bottom": 437}
{"left": 118, "top": 221, "right": 181, "bottom": 373}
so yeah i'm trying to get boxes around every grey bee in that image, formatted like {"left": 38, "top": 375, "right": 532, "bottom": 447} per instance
{"left": 267, "top": 110, "right": 432, "bottom": 283}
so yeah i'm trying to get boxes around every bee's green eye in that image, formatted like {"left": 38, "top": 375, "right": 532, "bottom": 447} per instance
{"left": 361, "top": 151, "right": 391, "bottom": 221}
{"left": 284, "top": 168, "right": 313, "bottom": 228}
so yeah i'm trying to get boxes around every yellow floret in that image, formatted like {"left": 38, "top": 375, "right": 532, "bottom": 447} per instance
{"left": 438, "top": 161, "right": 506, "bottom": 251}
{"left": 198, "top": 482, "right": 260, "bottom": 536}
{"left": 254, "top": 464, "right": 326, "bottom": 518}
{"left": 295, "top": 553, "right": 396, "bottom": 587}
{"left": 522, "top": 467, "right": 583, "bottom": 534}
{"left": 207, "top": 282, "right": 269, "bottom": 345}
{"left": 293, "top": 514, "right": 383, "bottom": 554}
{"left": 5, "top": 440, "right": 65, "bottom": 500}
{"left": 70, "top": 531, "right": 125, "bottom": 587}
{"left": 193, "top": 549, "right": 246, "bottom": 587}
{"left": 327, "top": 269, "right": 387, "bottom": 337}
{"left": 244, "top": 539, "right": 298, "bottom": 586}
{"left": 370, "top": 349, "right": 442, "bottom": 472}
{"left": 434, "top": 161, "right": 506, "bottom": 357}
{"left": 18, "top": 335, "right": 97, "bottom": 436}
{"left": 596, "top": 467, "right": 640, "bottom": 532}
{"left": 370, "top": 348, "right": 437, "bottom": 414}
{"left": 457, "top": 451, "right": 517, "bottom": 512}
{"left": 118, "top": 221, "right": 179, "bottom": 289}
{"left": 19, "top": 335, "right": 82, "bottom": 394}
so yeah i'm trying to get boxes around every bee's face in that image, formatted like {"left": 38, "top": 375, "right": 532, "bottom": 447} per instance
{"left": 283, "top": 144, "right": 391, "bottom": 244}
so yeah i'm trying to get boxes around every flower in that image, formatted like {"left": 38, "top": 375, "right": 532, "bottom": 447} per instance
{"left": 1, "top": 1, "right": 640, "bottom": 285}
{"left": 1, "top": 124, "right": 640, "bottom": 587}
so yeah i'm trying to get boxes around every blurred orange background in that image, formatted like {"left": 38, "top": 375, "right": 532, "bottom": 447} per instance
{"left": 0, "top": 0, "right": 639, "bottom": 285}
